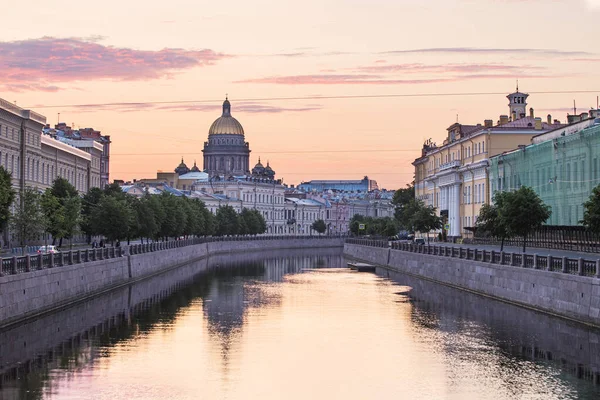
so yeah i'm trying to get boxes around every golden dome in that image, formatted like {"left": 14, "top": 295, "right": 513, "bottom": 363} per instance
{"left": 208, "top": 98, "right": 245, "bottom": 135}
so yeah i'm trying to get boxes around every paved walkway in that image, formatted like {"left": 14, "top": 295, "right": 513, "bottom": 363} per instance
{"left": 433, "top": 242, "right": 600, "bottom": 260}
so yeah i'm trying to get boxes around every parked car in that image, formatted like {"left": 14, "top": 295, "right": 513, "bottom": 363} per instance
{"left": 414, "top": 238, "right": 425, "bottom": 245}
{"left": 37, "top": 245, "right": 58, "bottom": 254}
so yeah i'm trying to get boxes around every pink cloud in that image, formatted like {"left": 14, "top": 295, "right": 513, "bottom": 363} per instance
{"left": 236, "top": 72, "right": 557, "bottom": 85}
{"left": 236, "top": 74, "right": 450, "bottom": 85}
{"left": 0, "top": 36, "right": 230, "bottom": 92}
{"left": 354, "top": 63, "right": 544, "bottom": 74}
{"left": 60, "top": 101, "right": 323, "bottom": 114}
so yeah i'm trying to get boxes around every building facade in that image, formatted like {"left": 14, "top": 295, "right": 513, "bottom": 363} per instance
{"left": 413, "top": 89, "right": 565, "bottom": 238}
{"left": 298, "top": 176, "right": 378, "bottom": 192}
{"left": 45, "top": 123, "right": 111, "bottom": 188}
{"left": 489, "top": 111, "right": 600, "bottom": 226}
{"left": 0, "top": 98, "right": 102, "bottom": 195}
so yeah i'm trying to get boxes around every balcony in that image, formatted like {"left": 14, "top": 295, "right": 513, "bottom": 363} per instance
{"left": 439, "top": 160, "right": 461, "bottom": 172}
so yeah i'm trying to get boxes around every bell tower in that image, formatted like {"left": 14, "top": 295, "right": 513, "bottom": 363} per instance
{"left": 507, "top": 83, "right": 529, "bottom": 120}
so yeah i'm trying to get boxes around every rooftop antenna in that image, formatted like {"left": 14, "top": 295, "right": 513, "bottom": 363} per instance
{"left": 573, "top": 100, "right": 577, "bottom": 115}
{"left": 516, "top": 79, "right": 519, "bottom": 92}
{"left": 456, "top": 114, "right": 459, "bottom": 123}
{"left": 58, "top": 112, "right": 60, "bottom": 125}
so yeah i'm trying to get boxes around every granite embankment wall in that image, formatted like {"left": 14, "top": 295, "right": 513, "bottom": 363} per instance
{"left": 344, "top": 243, "right": 600, "bottom": 327}
{"left": 0, "top": 238, "right": 343, "bottom": 327}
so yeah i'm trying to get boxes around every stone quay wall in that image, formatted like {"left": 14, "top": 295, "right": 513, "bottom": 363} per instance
{"left": 344, "top": 242, "right": 600, "bottom": 327}
{"left": 0, "top": 237, "right": 343, "bottom": 327}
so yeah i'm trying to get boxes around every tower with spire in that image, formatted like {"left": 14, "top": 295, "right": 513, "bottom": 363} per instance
{"left": 507, "top": 82, "right": 529, "bottom": 121}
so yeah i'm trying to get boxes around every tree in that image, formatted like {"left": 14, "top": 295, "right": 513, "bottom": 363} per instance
{"left": 405, "top": 199, "right": 442, "bottom": 243}
{"left": 81, "top": 187, "right": 103, "bottom": 242}
{"left": 475, "top": 192, "right": 509, "bottom": 251}
{"left": 392, "top": 184, "right": 415, "bottom": 229}
{"left": 499, "top": 186, "right": 551, "bottom": 252}
{"left": 311, "top": 219, "right": 327, "bottom": 235}
{"left": 90, "top": 195, "right": 132, "bottom": 243}
{"left": 0, "top": 166, "right": 15, "bottom": 236}
{"left": 582, "top": 184, "right": 600, "bottom": 234}
{"left": 11, "top": 188, "right": 46, "bottom": 251}
{"left": 215, "top": 205, "right": 240, "bottom": 236}
{"left": 44, "top": 178, "right": 81, "bottom": 247}
{"left": 135, "top": 196, "right": 159, "bottom": 242}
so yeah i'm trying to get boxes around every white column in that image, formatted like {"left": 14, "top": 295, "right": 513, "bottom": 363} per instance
{"left": 450, "top": 184, "right": 461, "bottom": 237}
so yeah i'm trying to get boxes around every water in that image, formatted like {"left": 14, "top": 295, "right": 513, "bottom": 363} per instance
{"left": 2, "top": 248, "right": 600, "bottom": 400}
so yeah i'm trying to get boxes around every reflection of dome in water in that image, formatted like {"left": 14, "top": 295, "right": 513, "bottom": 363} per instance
{"left": 208, "top": 98, "right": 245, "bottom": 136}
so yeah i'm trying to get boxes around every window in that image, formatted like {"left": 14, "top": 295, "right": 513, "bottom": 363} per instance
{"left": 482, "top": 141, "right": 485, "bottom": 153}
{"left": 482, "top": 183, "right": 485, "bottom": 202}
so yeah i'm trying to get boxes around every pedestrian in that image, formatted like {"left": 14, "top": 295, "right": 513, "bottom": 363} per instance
{"left": 99, "top": 239, "right": 104, "bottom": 248}
{"left": 116, "top": 240, "right": 121, "bottom": 247}
{"left": 92, "top": 240, "right": 97, "bottom": 249}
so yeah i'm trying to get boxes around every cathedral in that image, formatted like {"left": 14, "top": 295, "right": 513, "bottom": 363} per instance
{"left": 201, "top": 98, "right": 251, "bottom": 177}
{"left": 167, "top": 97, "right": 275, "bottom": 181}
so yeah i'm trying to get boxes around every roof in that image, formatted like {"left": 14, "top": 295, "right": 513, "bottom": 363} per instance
{"left": 179, "top": 171, "right": 209, "bottom": 181}
{"left": 495, "top": 116, "right": 564, "bottom": 130}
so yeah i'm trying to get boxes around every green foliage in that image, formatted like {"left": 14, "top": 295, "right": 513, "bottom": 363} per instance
{"left": 42, "top": 178, "right": 81, "bottom": 246}
{"left": 475, "top": 192, "right": 509, "bottom": 249}
{"left": 0, "top": 166, "right": 15, "bottom": 233}
{"left": 311, "top": 219, "right": 327, "bottom": 234}
{"left": 478, "top": 187, "right": 551, "bottom": 252}
{"left": 215, "top": 205, "right": 240, "bottom": 236}
{"left": 11, "top": 188, "right": 46, "bottom": 247}
{"left": 392, "top": 184, "right": 415, "bottom": 229}
{"left": 582, "top": 184, "right": 600, "bottom": 234}
{"left": 405, "top": 199, "right": 442, "bottom": 238}
{"left": 499, "top": 186, "right": 551, "bottom": 252}
{"left": 350, "top": 214, "right": 398, "bottom": 237}
{"left": 90, "top": 195, "right": 133, "bottom": 242}
{"left": 239, "top": 208, "right": 267, "bottom": 235}
{"left": 81, "top": 187, "right": 103, "bottom": 239}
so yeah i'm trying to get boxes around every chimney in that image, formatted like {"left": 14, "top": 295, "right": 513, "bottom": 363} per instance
{"left": 499, "top": 115, "right": 509, "bottom": 125}
{"left": 567, "top": 114, "right": 581, "bottom": 124}
{"left": 512, "top": 111, "right": 517, "bottom": 121}
{"left": 554, "top": 119, "right": 561, "bottom": 124}
{"left": 484, "top": 119, "right": 493, "bottom": 128}
{"left": 580, "top": 112, "right": 589, "bottom": 120}
{"left": 591, "top": 109, "right": 599, "bottom": 118}
{"left": 530, "top": 108, "right": 534, "bottom": 118}
{"left": 534, "top": 117, "right": 542, "bottom": 130}
{"left": 547, "top": 114, "right": 552, "bottom": 125}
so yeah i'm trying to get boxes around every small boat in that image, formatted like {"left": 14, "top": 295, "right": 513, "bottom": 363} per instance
{"left": 347, "top": 262, "right": 376, "bottom": 272}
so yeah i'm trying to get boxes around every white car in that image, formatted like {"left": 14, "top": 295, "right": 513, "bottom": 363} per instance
{"left": 37, "top": 245, "right": 58, "bottom": 254}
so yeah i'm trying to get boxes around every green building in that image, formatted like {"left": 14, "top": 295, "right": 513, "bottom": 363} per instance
{"left": 489, "top": 112, "right": 600, "bottom": 226}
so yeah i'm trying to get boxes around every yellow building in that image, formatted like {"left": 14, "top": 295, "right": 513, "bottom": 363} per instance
{"left": 413, "top": 89, "right": 565, "bottom": 239}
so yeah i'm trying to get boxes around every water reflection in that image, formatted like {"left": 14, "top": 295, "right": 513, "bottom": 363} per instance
{"left": 0, "top": 249, "right": 598, "bottom": 399}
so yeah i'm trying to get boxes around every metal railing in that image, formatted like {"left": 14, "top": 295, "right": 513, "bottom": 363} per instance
{"left": 345, "top": 238, "right": 600, "bottom": 278}
{"left": 0, "top": 235, "right": 344, "bottom": 277}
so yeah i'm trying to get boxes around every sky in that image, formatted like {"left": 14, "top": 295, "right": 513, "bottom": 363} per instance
{"left": 1, "top": 0, "right": 600, "bottom": 190}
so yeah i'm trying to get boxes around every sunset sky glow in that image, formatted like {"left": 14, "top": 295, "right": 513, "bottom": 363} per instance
{"left": 2, "top": 0, "right": 600, "bottom": 189}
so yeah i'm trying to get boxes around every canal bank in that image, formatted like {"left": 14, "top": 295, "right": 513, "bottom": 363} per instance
{"left": 344, "top": 242, "right": 600, "bottom": 328}
{"left": 0, "top": 237, "right": 343, "bottom": 327}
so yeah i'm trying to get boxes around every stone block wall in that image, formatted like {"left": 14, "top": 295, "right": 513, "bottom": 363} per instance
{"left": 344, "top": 243, "right": 600, "bottom": 327}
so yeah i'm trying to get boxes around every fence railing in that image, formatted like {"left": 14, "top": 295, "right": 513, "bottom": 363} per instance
{"left": 0, "top": 235, "right": 345, "bottom": 277}
{"left": 345, "top": 238, "right": 600, "bottom": 278}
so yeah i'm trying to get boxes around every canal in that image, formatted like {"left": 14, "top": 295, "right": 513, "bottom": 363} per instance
{"left": 1, "top": 247, "right": 600, "bottom": 399}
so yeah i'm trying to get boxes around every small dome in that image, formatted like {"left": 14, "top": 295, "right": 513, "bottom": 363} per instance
{"left": 190, "top": 160, "right": 200, "bottom": 172}
{"left": 175, "top": 157, "right": 190, "bottom": 175}
{"left": 208, "top": 98, "right": 245, "bottom": 135}
{"left": 254, "top": 157, "right": 264, "bottom": 169}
